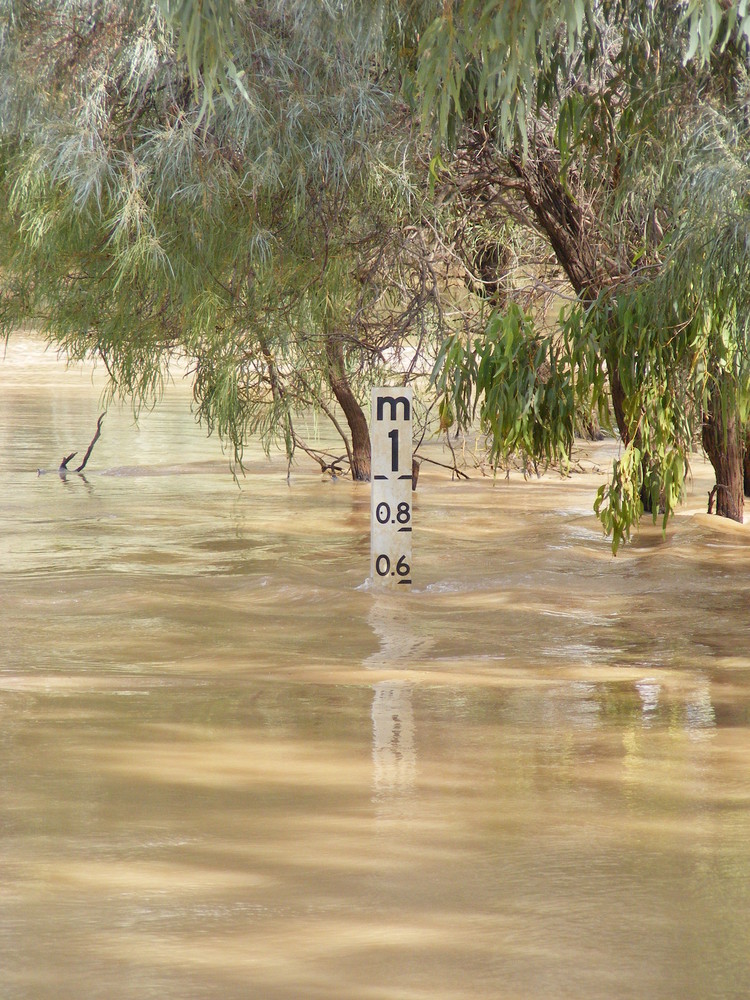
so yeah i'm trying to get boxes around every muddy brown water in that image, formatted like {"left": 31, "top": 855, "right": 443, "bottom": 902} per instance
{"left": 2, "top": 336, "right": 750, "bottom": 1000}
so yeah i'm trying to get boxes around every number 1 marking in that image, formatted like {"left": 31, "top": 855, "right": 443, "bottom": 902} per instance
{"left": 388, "top": 429, "right": 398, "bottom": 472}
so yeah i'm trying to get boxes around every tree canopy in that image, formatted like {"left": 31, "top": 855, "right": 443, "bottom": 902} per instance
{"left": 2, "top": 0, "right": 750, "bottom": 548}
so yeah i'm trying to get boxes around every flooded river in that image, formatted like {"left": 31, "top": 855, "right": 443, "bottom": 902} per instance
{"left": 2, "top": 336, "right": 750, "bottom": 1000}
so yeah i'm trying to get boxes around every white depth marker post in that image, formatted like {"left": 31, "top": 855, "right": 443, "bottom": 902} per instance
{"left": 371, "top": 387, "right": 412, "bottom": 588}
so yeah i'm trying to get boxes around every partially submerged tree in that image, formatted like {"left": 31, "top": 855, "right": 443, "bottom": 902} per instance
{"left": 405, "top": 0, "right": 750, "bottom": 545}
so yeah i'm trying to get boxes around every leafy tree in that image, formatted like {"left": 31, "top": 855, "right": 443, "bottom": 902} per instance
{"left": 0, "top": 0, "right": 449, "bottom": 479}
{"left": 397, "top": 0, "right": 750, "bottom": 546}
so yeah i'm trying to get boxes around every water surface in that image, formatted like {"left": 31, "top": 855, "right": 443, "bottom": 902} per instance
{"left": 2, "top": 337, "right": 750, "bottom": 999}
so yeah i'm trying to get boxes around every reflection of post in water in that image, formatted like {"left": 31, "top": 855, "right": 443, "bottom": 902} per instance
{"left": 366, "top": 597, "right": 425, "bottom": 800}
{"left": 364, "top": 595, "right": 434, "bottom": 667}
{"left": 635, "top": 675, "right": 716, "bottom": 735}
{"left": 371, "top": 680, "right": 415, "bottom": 798}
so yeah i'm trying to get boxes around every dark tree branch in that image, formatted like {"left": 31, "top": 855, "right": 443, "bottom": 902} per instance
{"left": 58, "top": 413, "right": 105, "bottom": 474}
{"left": 414, "top": 452, "right": 470, "bottom": 480}
{"left": 75, "top": 413, "right": 105, "bottom": 472}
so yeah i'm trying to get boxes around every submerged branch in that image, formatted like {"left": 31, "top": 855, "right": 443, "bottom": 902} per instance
{"left": 290, "top": 430, "right": 347, "bottom": 475}
{"left": 58, "top": 413, "right": 105, "bottom": 473}
{"left": 75, "top": 413, "right": 105, "bottom": 472}
{"left": 414, "top": 451, "right": 470, "bottom": 479}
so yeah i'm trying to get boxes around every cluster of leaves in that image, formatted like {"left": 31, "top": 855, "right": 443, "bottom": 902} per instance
{"left": 162, "top": 0, "right": 750, "bottom": 147}
{"left": 435, "top": 304, "right": 580, "bottom": 472}
{"left": 434, "top": 289, "right": 693, "bottom": 550}
{"left": 410, "top": 0, "right": 750, "bottom": 150}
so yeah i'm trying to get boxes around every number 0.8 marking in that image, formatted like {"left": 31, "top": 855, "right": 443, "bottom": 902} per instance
{"left": 376, "top": 501, "right": 411, "bottom": 525}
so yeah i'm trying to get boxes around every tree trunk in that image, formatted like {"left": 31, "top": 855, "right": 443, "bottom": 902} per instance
{"left": 507, "top": 152, "right": 603, "bottom": 301}
{"left": 702, "top": 395, "right": 744, "bottom": 522}
{"left": 744, "top": 426, "right": 750, "bottom": 497}
{"left": 325, "top": 332, "right": 371, "bottom": 481}
{"left": 507, "top": 146, "right": 672, "bottom": 518}
{"left": 510, "top": 153, "right": 638, "bottom": 448}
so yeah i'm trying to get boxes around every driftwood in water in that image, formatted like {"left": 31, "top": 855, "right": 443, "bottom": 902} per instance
{"left": 58, "top": 413, "right": 105, "bottom": 473}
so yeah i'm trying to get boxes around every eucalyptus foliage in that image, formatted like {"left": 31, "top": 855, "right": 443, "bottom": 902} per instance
{"left": 419, "top": 0, "right": 750, "bottom": 546}
{"left": 435, "top": 98, "right": 750, "bottom": 550}
{"left": 161, "top": 0, "right": 750, "bottom": 143}
{"left": 410, "top": 1, "right": 750, "bottom": 150}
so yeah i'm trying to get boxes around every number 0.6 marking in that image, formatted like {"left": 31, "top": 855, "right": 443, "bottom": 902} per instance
{"left": 375, "top": 554, "right": 411, "bottom": 582}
